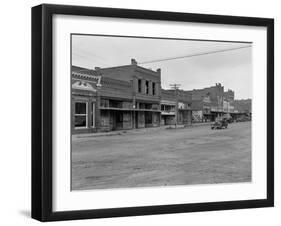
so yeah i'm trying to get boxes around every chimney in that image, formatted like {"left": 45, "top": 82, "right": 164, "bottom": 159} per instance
{"left": 131, "top": 58, "right": 137, "bottom": 65}
{"left": 157, "top": 68, "right": 161, "bottom": 81}
{"left": 94, "top": 67, "right": 102, "bottom": 76}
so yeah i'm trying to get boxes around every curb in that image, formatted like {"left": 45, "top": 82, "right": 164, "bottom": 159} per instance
{"left": 72, "top": 123, "right": 212, "bottom": 140}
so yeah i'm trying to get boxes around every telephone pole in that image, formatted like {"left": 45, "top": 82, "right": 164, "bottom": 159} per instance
{"left": 169, "top": 84, "right": 181, "bottom": 128}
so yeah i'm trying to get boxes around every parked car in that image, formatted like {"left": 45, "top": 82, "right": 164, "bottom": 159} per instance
{"left": 211, "top": 118, "right": 228, "bottom": 129}
{"left": 223, "top": 113, "right": 233, "bottom": 123}
{"left": 236, "top": 115, "right": 251, "bottom": 122}
{"left": 226, "top": 117, "right": 234, "bottom": 123}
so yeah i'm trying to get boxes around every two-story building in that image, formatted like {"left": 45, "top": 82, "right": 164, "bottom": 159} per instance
{"left": 190, "top": 83, "right": 225, "bottom": 122}
{"left": 160, "top": 89, "right": 192, "bottom": 126}
{"left": 160, "top": 89, "right": 177, "bottom": 125}
{"left": 98, "top": 59, "right": 161, "bottom": 129}
{"left": 71, "top": 59, "right": 162, "bottom": 134}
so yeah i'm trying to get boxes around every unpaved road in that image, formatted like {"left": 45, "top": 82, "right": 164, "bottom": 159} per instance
{"left": 72, "top": 122, "right": 251, "bottom": 190}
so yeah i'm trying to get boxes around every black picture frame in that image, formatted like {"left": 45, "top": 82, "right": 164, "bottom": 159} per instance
{"left": 31, "top": 4, "right": 274, "bottom": 222}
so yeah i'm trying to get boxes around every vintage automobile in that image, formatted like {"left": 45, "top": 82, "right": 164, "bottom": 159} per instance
{"left": 211, "top": 118, "right": 228, "bottom": 129}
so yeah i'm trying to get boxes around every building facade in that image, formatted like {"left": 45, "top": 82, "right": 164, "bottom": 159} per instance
{"left": 160, "top": 89, "right": 192, "bottom": 126}
{"left": 189, "top": 83, "right": 251, "bottom": 122}
{"left": 72, "top": 59, "right": 162, "bottom": 134}
{"left": 72, "top": 66, "right": 101, "bottom": 134}
{"left": 233, "top": 99, "right": 252, "bottom": 114}
{"left": 190, "top": 83, "right": 225, "bottom": 122}
{"left": 72, "top": 61, "right": 250, "bottom": 134}
{"left": 160, "top": 89, "right": 177, "bottom": 125}
{"left": 177, "top": 90, "right": 193, "bottom": 125}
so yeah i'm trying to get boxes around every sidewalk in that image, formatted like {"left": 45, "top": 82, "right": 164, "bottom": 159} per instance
{"left": 72, "top": 122, "right": 212, "bottom": 140}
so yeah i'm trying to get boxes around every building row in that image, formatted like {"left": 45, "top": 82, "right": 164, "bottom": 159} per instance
{"left": 72, "top": 59, "right": 251, "bottom": 134}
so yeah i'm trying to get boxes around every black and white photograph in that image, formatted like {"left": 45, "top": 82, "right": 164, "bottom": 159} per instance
{"left": 29, "top": 3, "right": 274, "bottom": 222}
{"left": 71, "top": 34, "right": 252, "bottom": 191}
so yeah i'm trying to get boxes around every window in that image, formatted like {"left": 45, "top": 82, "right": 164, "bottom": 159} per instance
{"left": 139, "top": 103, "right": 145, "bottom": 109}
{"left": 100, "top": 99, "right": 109, "bottom": 107}
{"left": 152, "top": 104, "right": 159, "bottom": 110}
{"left": 145, "top": 80, "right": 149, "bottom": 94}
{"left": 74, "top": 102, "right": 87, "bottom": 128}
{"left": 138, "top": 79, "right": 142, "bottom": 93}
{"left": 145, "top": 103, "right": 152, "bottom": 110}
{"left": 109, "top": 100, "right": 122, "bottom": 108}
{"left": 152, "top": 82, "right": 156, "bottom": 95}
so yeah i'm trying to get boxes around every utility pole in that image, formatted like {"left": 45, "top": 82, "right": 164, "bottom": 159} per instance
{"left": 169, "top": 83, "right": 181, "bottom": 128}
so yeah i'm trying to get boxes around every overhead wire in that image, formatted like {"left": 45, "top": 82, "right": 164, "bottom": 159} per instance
{"left": 138, "top": 45, "right": 252, "bottom": 64}
{"left": 72, "top": 44, "right": 252, "bottom": 70}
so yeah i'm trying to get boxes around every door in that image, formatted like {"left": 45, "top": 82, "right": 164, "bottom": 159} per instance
{"left": 116, "top": 111, "right": 123, "bottom": 130}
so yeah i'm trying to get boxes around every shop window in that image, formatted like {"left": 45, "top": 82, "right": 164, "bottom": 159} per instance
{"left": 74, "top": 102, "right": 87, "bottom": 128}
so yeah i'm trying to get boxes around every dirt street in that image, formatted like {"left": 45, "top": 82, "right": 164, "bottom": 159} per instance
{"left": 72, "top": 122, "right": 251, "bottom": 190}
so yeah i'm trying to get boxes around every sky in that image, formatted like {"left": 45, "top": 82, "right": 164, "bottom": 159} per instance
{"left": 72, "top": 34, "right": 252, "bottom": 99}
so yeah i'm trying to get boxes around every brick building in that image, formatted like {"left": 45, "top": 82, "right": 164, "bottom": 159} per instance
{"left": 191, "top": 96, "right": 213, "bottom": 122}
{"left": 189, "top": 83, "right": 240, "bottom": 122}
{"left": 224, "top": 89, "right": 235, "bottom": 101}
{"left": 233, "top": 99, "right": 252, "bottom": 114}
{"left": 72, "top": 59, "right": 162, "bottom": 134}
{"left": 190, "top": 83, "right": 225, "bottom": 122}
{"left": 72, "top": 61, "right": 248, "bottom": 133}
{"left": 189, "top": 83, "right": 252, "bottom": 122}
{"left": 223, "top": 89, "right": 235, "bottom": 113}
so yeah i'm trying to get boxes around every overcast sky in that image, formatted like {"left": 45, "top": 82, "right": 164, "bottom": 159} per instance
{"left": 72, "top": 34, "right": 252, "bottom": 99}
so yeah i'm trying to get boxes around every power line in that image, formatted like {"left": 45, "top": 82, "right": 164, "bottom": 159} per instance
{"left": 139, "top": 45, "right": 252, "bottom": 64}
